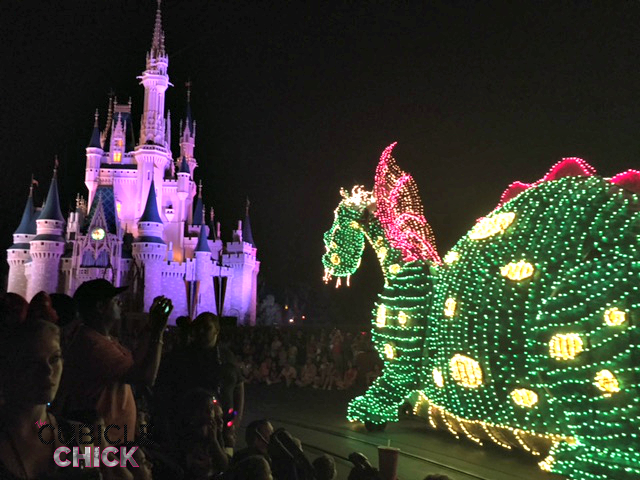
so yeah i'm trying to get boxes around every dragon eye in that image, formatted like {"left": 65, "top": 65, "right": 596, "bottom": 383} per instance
{"left": 330, "top": 253, "right": 341, "bottom": 265}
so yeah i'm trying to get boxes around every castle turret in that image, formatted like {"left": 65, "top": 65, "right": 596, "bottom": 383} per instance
{"left": 138, "top": 0, "right": 169, "bottom": 146}
{"left": 7, "top": 181, "right": 37, "bottom": 297}
{"left": 194, "top": 225, "right": 215, "bottom": 316}
{"left": 132, "top": 180, "right": 165, "bottom": 310}
{"left": 85, "top": 110, "right": 103, "bottom": 210}
{"left": 134, "top": 0, "right": 170, "bottom": 217}
{"left": 223, "top": 199, "right": 259, "bottom": 325}
{"left": 27, "top": 165, "right": 66, "bottom": 300}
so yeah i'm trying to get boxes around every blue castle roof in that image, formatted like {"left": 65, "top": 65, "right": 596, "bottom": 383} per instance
{"left": 195, "top": 225, "right": 211, "bottom": 253}
{"left": 242, "top": 213, "right": 255, "bottom": 246}
{"left": 193, "top": 195, "right": 204, "bottom": 225}
{"left": 139, "top": 180, "right": 163, "bottom": 224}
{"left": 179, "top": 156, "right": 190, "bottom": 174}
{"left": 15, "top": 191, "right": 35, "bottom": 235}
{"left": 38, "top": 173, "right": 65, "bottom": 222}
{"left": 88, "top": 114, "right": 102, "bottom": 148}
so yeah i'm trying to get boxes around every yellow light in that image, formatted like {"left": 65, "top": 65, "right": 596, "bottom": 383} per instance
{"left": 500, "top": 260, "right": 535, "bottom": 280}
{"left": 384, "top": 343, "right": 395, "bottom": 359}
{"left": 450, "top": 354, "right": 483, "bottom": 388}
{"left": 330, "top": 253, "right": 340, "bottom": 265}
{"left": 116, "top": 201, "right": 122, "bottom": 216}
{"left": 443, "top": 250, "right": 459, "bottom": 264}
{"left": 594, "top": 370, "right": 620, "bottom": 396}
{"left": 389, "top": 263, "right": 401, "bottom": 274}
{"left": 538, "top": 455, "right": 555, "bottom": 472}
{"left": 433, "top": 368, "right": 444, "bottom": 388}
{"left": 444, "top": 297, "right": 456, "bottom": 317}
{"left": 376, "top": 304, "right": 386, "bottom": 328}
{"left": 113, "top": 151, "right": 122, "bottom": 163}
{"left": 469, "top": 212, "right": 516, "bottom": 240}
{"left": 397, "top": 311, "right": 407, "bottom": 326}
{"left": 349, "top": 220, "right": 360, "bottom": 229}
{"left": 377, "top": 246, "right": 387, "bottom": 260}
{"left": 549, "top": 333, "right": 584, "bottom": 360}
{"left": 604, "top": 307, "right": 626, "bottom": 326}
{"left": 510, "top": 388, "right": 539, "bottom": 408}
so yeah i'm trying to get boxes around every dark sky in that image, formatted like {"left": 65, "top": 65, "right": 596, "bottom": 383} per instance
{"left": 1, "top": 1, "right": 639, "bottom": 323}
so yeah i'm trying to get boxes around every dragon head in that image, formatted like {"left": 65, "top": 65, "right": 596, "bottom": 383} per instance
{"left": 322, "top": 186, "right": 375, "bottom": 286}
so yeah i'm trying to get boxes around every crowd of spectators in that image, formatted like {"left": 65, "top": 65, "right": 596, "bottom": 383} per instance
{"left": 0, "top": 283, "right": 453, "bottom": 480}
{"left": 220, "top": 327, "right": 383, "bottom": 391}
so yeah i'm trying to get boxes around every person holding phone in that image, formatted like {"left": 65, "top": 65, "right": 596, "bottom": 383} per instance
{"left": 55, "top": 279, "right": 173, "bottom": 445}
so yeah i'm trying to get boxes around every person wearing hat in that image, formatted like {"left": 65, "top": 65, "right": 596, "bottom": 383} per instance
{"left": 55, "top": 279, "right": 173, "bottom": 445}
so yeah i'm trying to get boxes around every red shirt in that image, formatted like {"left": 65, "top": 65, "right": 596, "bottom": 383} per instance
{"left": 58, "top": 325, "right": 136, "bottom": 443}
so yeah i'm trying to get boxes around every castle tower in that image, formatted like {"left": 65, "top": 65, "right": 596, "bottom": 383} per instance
{"left": 134, "top": 0, "right": 170, "bottom": 219}
{"left": 223, "top": 199, "right": 259, "bottom": 325}
{"left": 7, "top": 182, "right": 37, "bottom": 297}
{"left": 27, "top": 165, "right": 66, "bottom": 300}
{"left": 132, "top": 180, "right": 165, "bottom": 310}
{"left": 194, "top": 225, "right": 215, "bottom": 316}
{"left": 85, "top": 110, "right": 102, "bottom": 210}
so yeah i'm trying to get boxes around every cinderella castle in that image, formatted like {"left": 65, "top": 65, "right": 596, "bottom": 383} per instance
{"left": 6, "top": 3, "right": 259, "bottom": 325}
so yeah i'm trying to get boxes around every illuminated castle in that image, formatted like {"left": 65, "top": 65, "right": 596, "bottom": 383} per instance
{"left": 6, "top": 3, "right": 259, "bottom": 325}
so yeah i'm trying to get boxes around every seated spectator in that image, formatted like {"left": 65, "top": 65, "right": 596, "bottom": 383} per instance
{"left": 233, "top": 419, "right": 274, "bottom": 465}
{"left": 171, "top": 388, "right": 229, "bottom": 479}
{"left": 266, "top": 363, "right": 282, "bottom": 385}
{"left": 322, "top": 361, "right": 337, "bottom": 390}
{"left": 296, "top": 358, "right": 317, "bottom": 387}
{"left": 229, "top": 455, "right": 273, "bottom": 480}
{"left": 155, "top": 312, "right": 244, "bottom": 450}
{"left": 55, "top": 279, "right": 172, "bottom": 445}
{"left": 240, "top": 356, "right": 255, "bottom": 383}
{"left": 255, "top": 357, "right": 272, "bottom": 384}
{"left": 280, "top": 362, "right": 297, "bottom": 387}
{"left": 336, "top": 362, "right": 358, "bottom": 390}
{"left": 317, "top": 355, "right": 331, "bottom": 385}
{"left": 313, "top": 454, "right": 337, "bottom": 480}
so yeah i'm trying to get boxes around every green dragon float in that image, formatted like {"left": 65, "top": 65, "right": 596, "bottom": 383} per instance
{"left": 321, "top": 143, "right": 640, "bottom": 480}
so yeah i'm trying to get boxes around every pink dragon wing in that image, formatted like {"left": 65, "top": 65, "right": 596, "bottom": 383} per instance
{"left": 374, "top": 143, "right": 441, "bottom": 264}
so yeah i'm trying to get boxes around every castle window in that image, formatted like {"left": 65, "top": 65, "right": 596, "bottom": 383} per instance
{"left": 113, "top": 152, "right": 122, "bottom": 163}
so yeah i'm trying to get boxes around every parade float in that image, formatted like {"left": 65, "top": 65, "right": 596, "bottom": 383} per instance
{"left": 321, "top": 143, "right": 640, "bottom": 480}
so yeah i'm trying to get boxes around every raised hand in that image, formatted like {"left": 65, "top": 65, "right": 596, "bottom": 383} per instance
{"left": 149, "top": 296, "right": 173, "bottom": 334}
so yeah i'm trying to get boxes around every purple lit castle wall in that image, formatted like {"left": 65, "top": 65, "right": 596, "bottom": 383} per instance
{"left": 6, "top": 3, "right": 259, "bottom": 325}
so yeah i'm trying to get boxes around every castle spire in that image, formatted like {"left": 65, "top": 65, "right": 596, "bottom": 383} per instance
{"left": 39, "top": 157, "right": 64, "bottom": 222}
{"left": 88, "top": 109, "right": 102, "bottom": 148}
{"left": 192, "top": 180, "right": 204, "bottom": 225}
{"left": 184, "top": 79, "right": 194, "bottom": 133}
{"left": 14, "top": 180, "right": 36, "bottom": 235}
{"left": 242, "top": 196, "right": 255, "bottom": 246}
{"left": 139, "top": 179, "right": 163, "bottom": 224}
{"left": 150, "top": 0, "right": 165, "bottom": 59}
{"left": 195, "top": 225, "right": 211, "bottom": 253}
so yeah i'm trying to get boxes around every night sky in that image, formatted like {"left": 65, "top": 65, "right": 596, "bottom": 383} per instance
{"left": 1, "top": 1, "right": 639, "bottom": 323}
